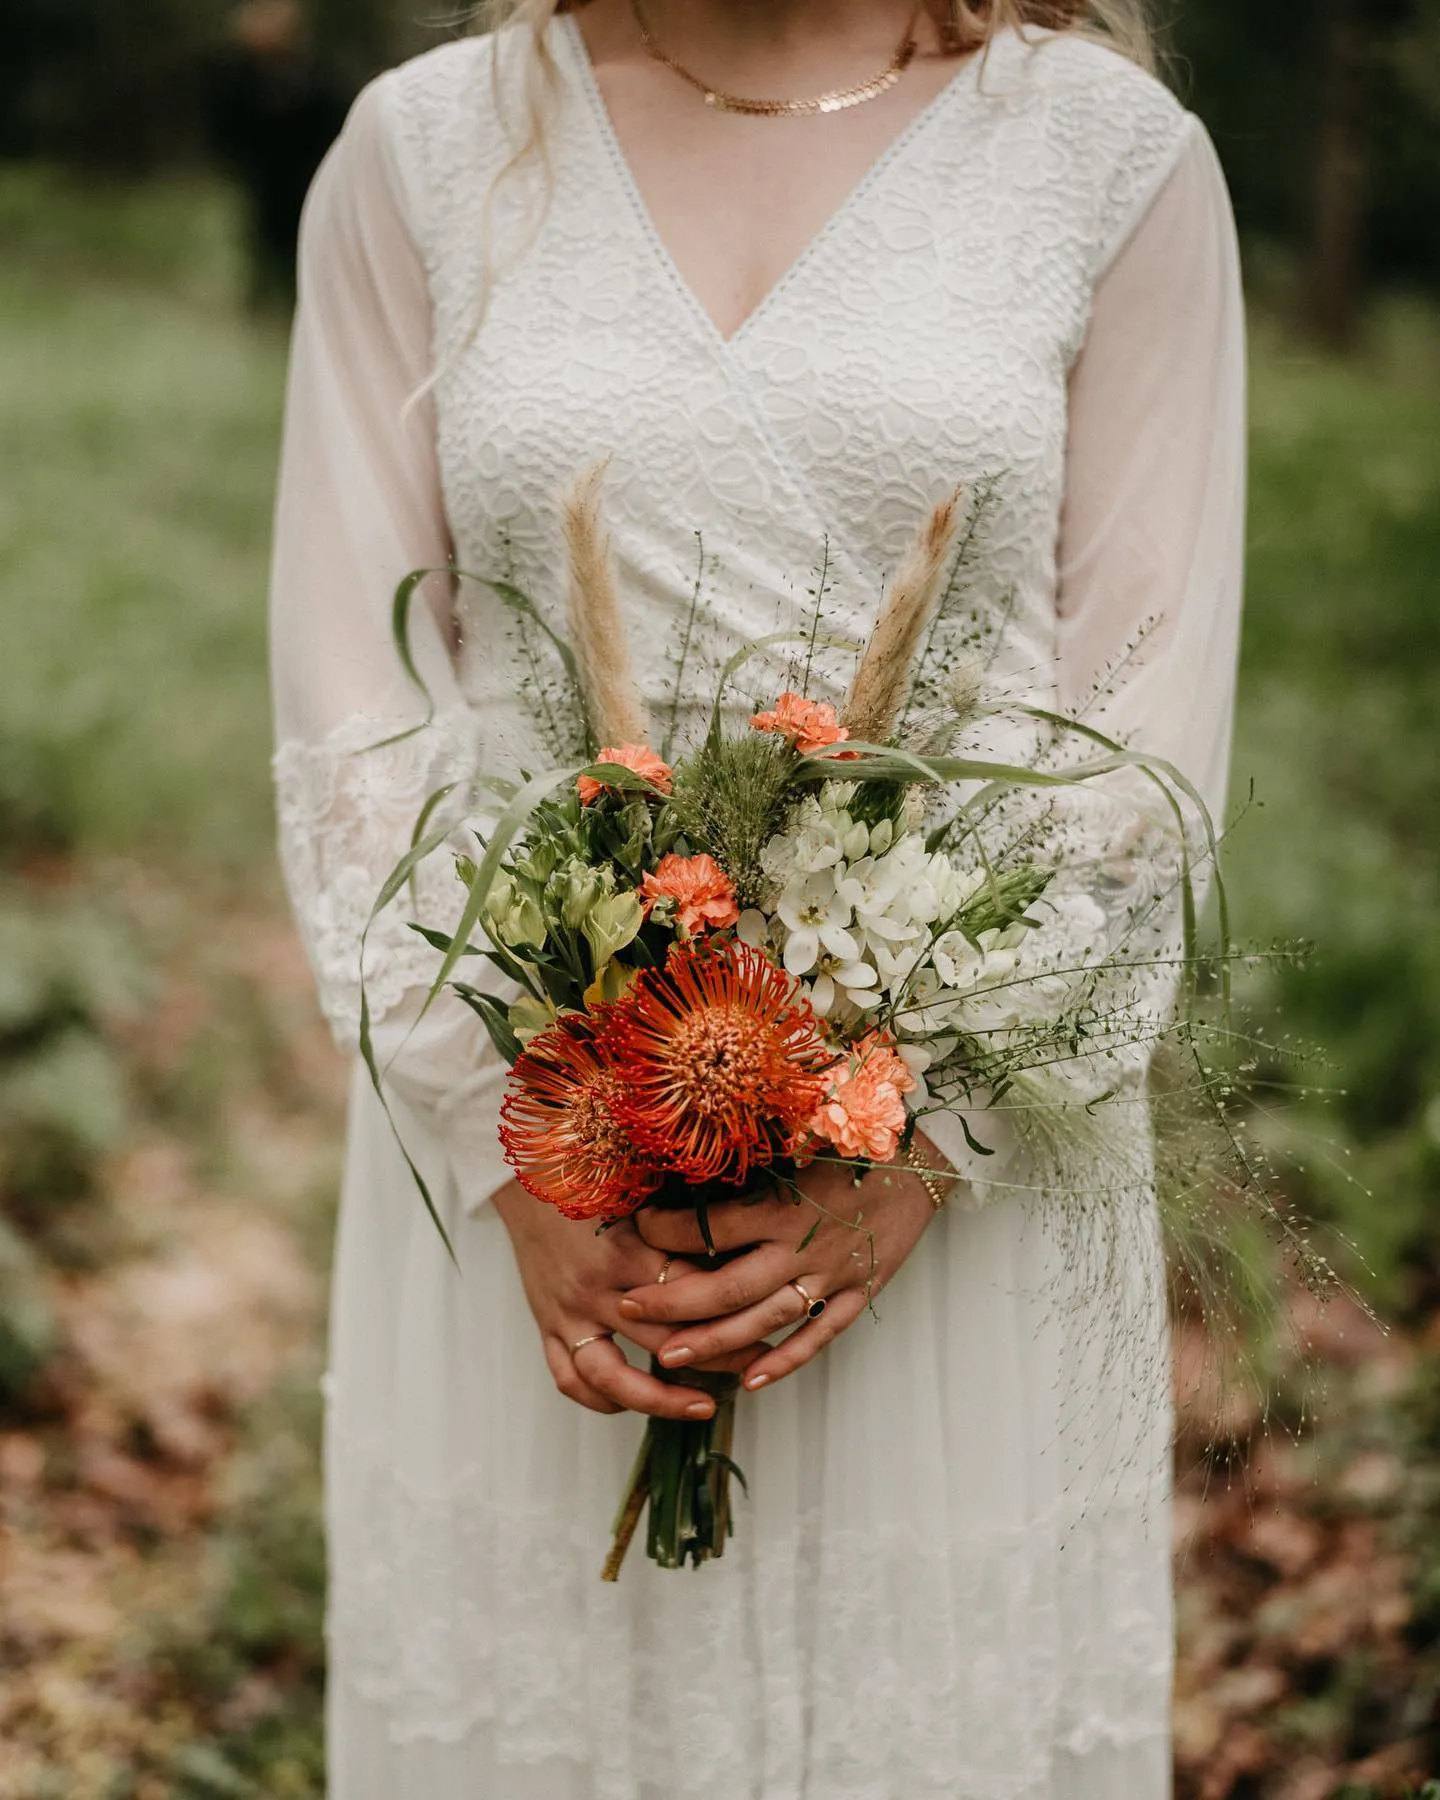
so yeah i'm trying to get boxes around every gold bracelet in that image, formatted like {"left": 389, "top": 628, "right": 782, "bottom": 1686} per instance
{"left": 906, "top": 1140, "right": 953, "bottom": 1211}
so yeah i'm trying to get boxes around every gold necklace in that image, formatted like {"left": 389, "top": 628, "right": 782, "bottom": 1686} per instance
{"left": 630, "top": 0, "right": 922, "bottom": 117}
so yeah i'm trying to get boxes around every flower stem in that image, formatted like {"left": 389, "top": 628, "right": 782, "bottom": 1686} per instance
{"left": 599, "top": 1364, "right": 744, "bottom": 1581}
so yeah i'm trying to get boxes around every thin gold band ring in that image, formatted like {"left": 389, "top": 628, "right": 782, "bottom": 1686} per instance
{"left": 570, "top": 1332, "right": 614, "bottom": 1357}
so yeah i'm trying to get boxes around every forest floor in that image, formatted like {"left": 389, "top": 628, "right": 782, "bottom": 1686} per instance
{"left": 1, "top": 170, "right": 1438, "bottom": 1799}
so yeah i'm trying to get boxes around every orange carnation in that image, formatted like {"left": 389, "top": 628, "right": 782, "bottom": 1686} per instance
{"left": 809, "top": 1033, "right": 917, "bottom": 1163}
{"left": 749, "top": 692, "right": 852, "bottom": 757}
{"left": 851, "top": 1032, "right": 918, "bottom": 1098}
{"left": 640, "top": 853, "right": 740, "bottom": 936}
{"left": 577, "top": 743, "right": 674, "bottom": 806}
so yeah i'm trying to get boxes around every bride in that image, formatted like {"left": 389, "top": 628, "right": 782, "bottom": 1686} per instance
{"left": 269, "top": 0, "right": 1245, "bottom": 1794}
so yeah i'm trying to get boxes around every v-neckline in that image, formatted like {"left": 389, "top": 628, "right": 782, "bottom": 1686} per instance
{"left": 559, "top": 13, "right": 988, "bottom": 352}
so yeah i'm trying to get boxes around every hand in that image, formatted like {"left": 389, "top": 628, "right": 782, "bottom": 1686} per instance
{"left": 618, "top": 1138, "right": 948, "bottom": 1392}
{"left": 491, "top": 1178, "right": 765, "bottom": 1420}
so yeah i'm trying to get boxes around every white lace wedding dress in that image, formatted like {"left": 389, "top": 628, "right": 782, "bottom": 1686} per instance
{"left": 270, "top": 17, "right": 1245, "bottom": 1799}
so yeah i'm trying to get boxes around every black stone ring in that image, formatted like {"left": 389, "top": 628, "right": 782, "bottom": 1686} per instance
{"left": 788, "top": 1279, "right": 827, "bottom": 1321}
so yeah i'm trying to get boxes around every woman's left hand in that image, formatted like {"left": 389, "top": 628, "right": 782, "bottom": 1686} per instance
{"left": 617, "top": 1139, "right": 948, "bottom": 1393}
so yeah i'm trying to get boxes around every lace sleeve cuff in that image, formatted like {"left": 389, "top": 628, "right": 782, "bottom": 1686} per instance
{"left": 275, "top": 707, "right": 516, "bottom": 1218}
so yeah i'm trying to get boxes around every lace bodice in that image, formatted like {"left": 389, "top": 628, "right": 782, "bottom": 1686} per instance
{"left": 269, "top": 18, "right": 1245, "bottom": 1214}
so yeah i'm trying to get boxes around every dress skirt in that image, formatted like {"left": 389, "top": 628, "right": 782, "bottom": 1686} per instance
{"left": 322, "top": 1067, "right": 1175, "bottom": 1800}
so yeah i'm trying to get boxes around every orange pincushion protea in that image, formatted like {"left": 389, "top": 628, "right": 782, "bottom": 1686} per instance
{"left": 603, "top": 939, "right": 840, "bottom": 1185}
{"left": 576, "top": 743, "right": 674, "bottom": 806}
{"left": 499, "top": 1015, "right": 660, "bottom": 1221}
{"left": 639, "top": 853, "right": 740, "bottom": 935}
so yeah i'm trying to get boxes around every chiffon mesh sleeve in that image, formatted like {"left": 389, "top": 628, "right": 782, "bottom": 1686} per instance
{"left": 269, "top": 76, "right": 512, "bottom": 1216}
{"left": 919, "top": 119, "right": 1246, "bottom": 1193}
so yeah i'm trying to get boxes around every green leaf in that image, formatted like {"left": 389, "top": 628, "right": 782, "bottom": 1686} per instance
{"left": 700, "top": 1449, "right": 749, "bottom": 1496}
{"left": 956, "top": 1114, "right": 995, "bottom": 1158}
{"left": 356, "top": 975, "right": 457, "bottom": 1266}
{"left": 407, "top": 922, "right": 481, "bottom": 958}
{"left": 479, "top": 945, "right": 546, "bottom": 1000}
{"left": 458, "top": 571, "right": 591, "bottom": 751}
{"left": 451, "top": 984, "right": 523, "bottom": 1065}
{"left": 367, "top": 568, "right": 450, "bottom": 749}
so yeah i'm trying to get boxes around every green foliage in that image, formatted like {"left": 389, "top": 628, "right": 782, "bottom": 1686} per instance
{"left": 0, "top": 890, "right": 145, "bottom": 1259}
{"left": 1172, "top": 4, "right": 1440, "bottom": 293}
{"left": 0, "top": 1215, "right": 59, "bottom": 1405}
{"left": 0, "top": 168, "right": 283, "bottom": 866}
{"left": 1224, "top": 301, "right": 1440, "bottom": 1317}
{"left": 665, "top": 731, "right": 795, "bottom": 907}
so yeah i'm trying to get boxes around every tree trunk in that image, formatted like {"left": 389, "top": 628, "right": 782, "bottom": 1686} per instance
{"left": 1309, "top": 0, "right": 1372, "bottom": 350}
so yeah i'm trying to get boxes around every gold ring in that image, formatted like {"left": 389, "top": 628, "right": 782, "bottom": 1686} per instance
{"left": 570, "top": 1331, "right": 614, "bottom": 1357}
{"left": 788, "top": 1279, "right": 827, "bottom": 1321}
{"left": 656, "top": 1257, "right": 674, "bottom": 1285}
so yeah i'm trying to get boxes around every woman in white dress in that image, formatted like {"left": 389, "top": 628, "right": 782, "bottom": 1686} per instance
{"left": 269, "top": 1, "right": 1245, "bottom": 1794}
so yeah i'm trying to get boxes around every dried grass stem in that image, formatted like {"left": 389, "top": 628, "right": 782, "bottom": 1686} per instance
{"left": 562, "top": 461, "right": 648, "bottom": 750}
{"left": 844, "top": 486, "right": 965, "bottom": 745}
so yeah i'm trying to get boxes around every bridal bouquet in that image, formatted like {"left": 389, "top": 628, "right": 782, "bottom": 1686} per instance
{"left": 361, "top": 467, "right": 1241, "bottom": 1579}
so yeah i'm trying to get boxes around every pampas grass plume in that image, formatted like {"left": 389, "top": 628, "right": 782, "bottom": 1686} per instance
{"left": 562, "top": 461, "right": 648, "bottom": 750}
{"left": 844, "top": 486, "right": 965, "bottom": 745}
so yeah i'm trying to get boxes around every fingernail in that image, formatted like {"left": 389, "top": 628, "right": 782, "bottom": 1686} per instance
{"left": 618, "top": 1298, "right": 642, "bottom": 1317}
{"left": 746, "top": 1373, "right": 770, "bottom": 1391}
{"left": 685, "top": 1401, "right": 714, "bottom": 1419}
{"left": 660, "top": 1346, "right": 694, "bottom": 1367}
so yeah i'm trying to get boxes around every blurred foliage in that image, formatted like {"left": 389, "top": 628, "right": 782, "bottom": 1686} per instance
{"left": 0, "top": 139, "right": 1438, "bottom": 1792}
{"left": 1223, "top": 300, "right": 1440, "bottom": 1322}
{"left": 0, "top": 0, "right": 434, "bottom": 171}
{"left": 1172, "top": 0, "right": 1440, "bottom": 295}
{"left": 0, "top": 170, "right": 281, "bottom": 862}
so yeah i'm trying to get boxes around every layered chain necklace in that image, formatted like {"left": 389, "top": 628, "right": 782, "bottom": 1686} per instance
{"left": 629, "top": 0, "right": 923, "bottom": 116}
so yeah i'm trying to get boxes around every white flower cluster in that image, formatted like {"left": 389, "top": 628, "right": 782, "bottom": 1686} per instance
{"left": 734, "top": 785, "right": 962, "bottom": 1069}
{"left": 741, "top": 785, "right": 1113, "bottom": 1086}
{"left": 907, "top": 889, "right": 1105, "bottom": 1042}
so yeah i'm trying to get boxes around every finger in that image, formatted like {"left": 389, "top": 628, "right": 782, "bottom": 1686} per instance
{"left": 604, "top": 1224, "right": 700, "bottom": 1288}
{"left": 632, "top": 1210, "right": 726, "bottom": 1257}
{"left": 576, "top": 1338, "right": 720, "bottom": 1421}
{"left": 542, "top": 1335, "right": 623, "bottom": 1415}
{"left": 630, "top": 1252, "right": 704, "bottom": 1292}
{"left": 634, "top": 1194, "right": 800, "bottom": 1257}
{"left": 610, "top": 1313, "right": 762, "bottom": 1374}
{"left": 619, "top": 1244, "right": 797, "bottom": 1324}
{"left": 653, "top": 1281, "right": 813, "bottom": 1369}
{"left": 741, "top": 1287, "right": 869, "bottom": 1391}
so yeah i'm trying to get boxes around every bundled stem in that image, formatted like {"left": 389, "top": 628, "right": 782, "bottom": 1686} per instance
{"left": 844, "top": 486, "right": 965, "bottom": 744}
{"left": 602, "top": 1367, "right": 743, "bottom": 1581}
{"left": 562, "top": 461, "right": 649, "bottom": 749}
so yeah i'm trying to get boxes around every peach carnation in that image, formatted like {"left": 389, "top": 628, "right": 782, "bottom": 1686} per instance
{"left": 851, "top": 1032, "right": 918, "bottom": 1097}
{"left": 809, "top": 1034, "right": 917, "bottom": 1163}
{"left": 577, "top": 743, "right": 674, "bottom": 806}
{"left": 749, "top": 692, "right": 852, "bottom": 757}
{"left": 640, "top": 853, "right": 740, "bottom": 936}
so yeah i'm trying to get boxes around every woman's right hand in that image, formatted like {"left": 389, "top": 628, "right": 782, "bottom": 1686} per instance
{"left": 491, "top": 1180, "right": 763, "bottom": 1420}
